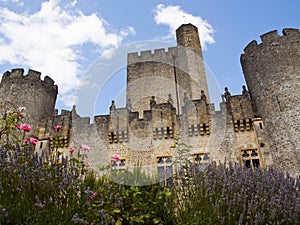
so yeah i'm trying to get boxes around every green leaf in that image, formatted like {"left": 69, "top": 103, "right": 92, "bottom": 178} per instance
{"left": 115, "top": 220, "right": 122, "bottom": 225}
{"left": 165, "top": 191, "right": 171, "bottom": 196}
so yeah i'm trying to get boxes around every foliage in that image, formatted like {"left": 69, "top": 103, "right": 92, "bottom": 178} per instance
{"left": 1, "top": 103, "right": 300, "bottom": 225}
{"left": 168, "top": 162, "right": 300, "bottom": 225}
{"left": 107, "top": 164, "right": 159, "bottom": 186}
{"left": 0, "top": 145, "right": 84, "bottom": 225}
{"left": 0, "top": 103, "right": 171, "bottom": 224}
{"left": 0, "top": 102, "right": 23, "bottom": 147}
{"left": 77, "top": 174, "right": 171, "bottom": 225}
{"left": 171, "top": 137, "right": 191, "bottom": 168}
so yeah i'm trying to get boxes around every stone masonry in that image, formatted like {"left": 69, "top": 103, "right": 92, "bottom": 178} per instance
{"left": 241, "top": 28, "right": 300, "bottom": 176}
{"left": 0, "top": 68, "right": 57, "bottom": 136}
{"left": 0, "top": 23, "right": 299, "bottom": 176}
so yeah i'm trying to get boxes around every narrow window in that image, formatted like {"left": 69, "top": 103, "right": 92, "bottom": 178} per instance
{"left": 157, "top": 156, "right": 173, "bottom": 186}
{"left": 245, "top": 160, "right": 251, "bottom": 168}
{"left": 203, "top": 123, "right": 206, "bottom": 132}
{"left": 252, "top": 159, "right": 260, "bottom": 168}
{"left": 167, "top": 127, "right": 170, "bottom": 135}
{"left": 111, "top": 132, "right": 115, "bottom": 143}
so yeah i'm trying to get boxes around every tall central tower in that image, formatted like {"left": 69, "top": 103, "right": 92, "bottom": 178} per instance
{"left": 126, "top": 23, "right": 210, "bottom": 116}
{"left": 176, "top": 23, "right": 209, "bottom": 102}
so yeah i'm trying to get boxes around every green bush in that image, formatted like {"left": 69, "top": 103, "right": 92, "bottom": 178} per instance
{"left": 167, "top": 162, "right": 300, "bottom": 225}
{"left": 1, "top": 103, "right": 300, "bottom": 225}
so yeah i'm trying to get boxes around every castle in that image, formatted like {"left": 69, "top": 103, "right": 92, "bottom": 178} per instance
{"left": 0, "top": 24, "right": 299, "bottom": 177}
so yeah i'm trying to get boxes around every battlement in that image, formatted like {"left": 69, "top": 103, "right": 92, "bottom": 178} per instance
{"left": 260, "top": 30, "right": 280, "bottom": 43}
{"left": 243, "top": 28, "right": 300, "bottom": 54}
{"left": 1, "top": 68, "right": 57, "bottom": 91}
{"left": 282, "top": 28, "right": 300, "bottom": 36}
{"left": 100, "top": 101, "right": 176, "bottom": 126}
{"left": 128, "top": 47, "right": 177, "bottom": 65}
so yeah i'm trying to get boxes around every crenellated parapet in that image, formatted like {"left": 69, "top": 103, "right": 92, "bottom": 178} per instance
{"left": 243, "top": 28, "right": 300, "bottom": 55}
{"left": 241, "top": 28, "right": 300, "bottom": 89}
{"left": 1, "top": 68, "right": 58, "bottom": 92}
{"left": 130, "top": 102, "right": 177, "bottom": 141}
{"left": 94, "top": 100, "right": 179, "bottom": 145}
{"left": 127, "top": 47, "right": 177, "bottom": 65}
{"left": 241, "top": 28, "right": 300, "bottom": 94}
{"left": 0, "top": 68, "right": 58, "bottom": 135}
{"left": 127, "top": 23, "right": 210, "bottom": 114}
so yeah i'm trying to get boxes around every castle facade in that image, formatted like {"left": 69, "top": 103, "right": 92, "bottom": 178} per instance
{"left": 0, "top": 24, "right": 299, "bottom": 177}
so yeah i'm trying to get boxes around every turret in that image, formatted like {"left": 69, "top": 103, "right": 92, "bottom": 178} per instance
{"left": 176, "top": 24, "right": 210, "bottom": 102}
{"left": 0, "top": 68, "right": 58, "bottom": 135}
{"left": 241, "top": 28, "right": 300, "bottom": 175}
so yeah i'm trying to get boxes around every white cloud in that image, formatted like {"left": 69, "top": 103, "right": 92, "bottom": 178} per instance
{"left": 0, "top": 0, "right": 135, "bottom": 108}
{"left": 154, "top": 4, "right": 215, "bottom": 49}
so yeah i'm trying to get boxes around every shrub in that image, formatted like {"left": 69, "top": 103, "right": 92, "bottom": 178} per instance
{"left": 167, "top": 162, "right": 300, "bottom": 225}
{"left": 1, "top": 102, "right": 300, "bottom": 225}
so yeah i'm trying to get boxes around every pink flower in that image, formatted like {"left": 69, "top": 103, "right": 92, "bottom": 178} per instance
{"left": 80, "top": 145, "right": 90, "bottom": 151}
{"left": 111, "top": 154, "right": 120, "bottom": 161}
{"left": 16, "top": 125, "right": 21, "bottom": 129}
{"left": 93, "top": 192, "right": 97, "bottom": 197}
{"left": 53, "top": 125, "right": 62, "bottom": 131}
{"left": 30, "top": 137, "right": 38, "bottom": 145}
{"left": 18, "top": 124, "right": 31, "bottom": 132}
{"left": 23, "top": 139, "right": 29, "bottom": 143}
{"left": 69, "top": 147, "right": 75, "bottom": 153}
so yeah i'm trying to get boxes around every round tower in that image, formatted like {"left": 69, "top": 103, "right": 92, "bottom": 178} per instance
{"left": 0, "top": 68, "right": 58, "bottom": 135}
{"left": 240, "top": 28, "right": 300, "bottom": 175}
{"left": 176, "top": 23, "right": 210, "bottom": 102}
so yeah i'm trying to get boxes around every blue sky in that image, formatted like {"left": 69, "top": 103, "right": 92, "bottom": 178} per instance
{"left": 0, "top": 0, "right": 299, "bottom": 117}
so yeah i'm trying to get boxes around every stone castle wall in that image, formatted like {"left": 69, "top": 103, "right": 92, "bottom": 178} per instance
{"left": 0, "top": 68, "right": 57, "bottom": 135}
{"left": 3, "top": 24, "right": 300, "bottom": 176}
{"left": 90, "top": 86, "right": 273, "bottom": 172}
{"left": 126, "top": 24, "right": 209, "bottom": 116}
{"left": 241, "top": 28, "right": 300, "bottom": 175}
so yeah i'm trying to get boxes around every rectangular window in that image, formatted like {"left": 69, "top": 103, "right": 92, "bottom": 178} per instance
{"left": 241, "top": 149, "right": 260, "bottom": 169}
{"left": 111, "top": 159, "right": 126, "bottom": 170}
{"left": 157, "top": 156, "right": 173, "bottom": 186}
